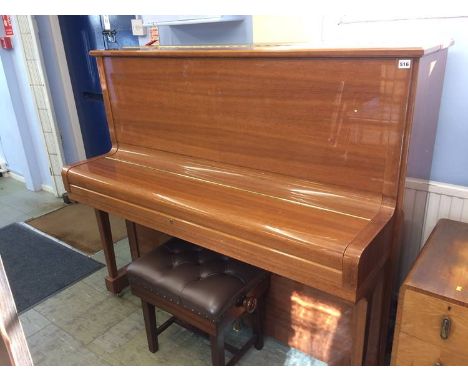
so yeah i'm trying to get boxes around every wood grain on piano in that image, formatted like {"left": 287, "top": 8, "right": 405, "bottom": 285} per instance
{"left": 62, "top": 45, "right": 450, "bottom": 364}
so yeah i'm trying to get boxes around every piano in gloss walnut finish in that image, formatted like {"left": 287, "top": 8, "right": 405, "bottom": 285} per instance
{"left": 62, "top": 44, "right": 450, "bottom": 365}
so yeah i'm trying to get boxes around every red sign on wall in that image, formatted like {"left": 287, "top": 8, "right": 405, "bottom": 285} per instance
{"left": 2, "top": 15, "right": 14, "bottom": 36}
{"left": 0, "top": 37, "right": 12, "bottom": 49}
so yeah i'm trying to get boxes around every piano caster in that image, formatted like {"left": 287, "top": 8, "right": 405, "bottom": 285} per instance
{"left": 62, "top": 192, "right": 72, "bottom": 205}
{"left": 108, "top": 289, "right": 126, "bottom": 298}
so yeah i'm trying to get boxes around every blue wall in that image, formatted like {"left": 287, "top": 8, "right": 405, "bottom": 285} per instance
{"left": 0, "top": 58, "right": 27, "bottom": 176}
{"left": 0, "top": 16, "right": 52, "bottom": 190}
{"left": 430, "top": 19, "right": 468, "bottom": 186}
{"left": 320, "top": 15, "right": 468, "bottom": 187}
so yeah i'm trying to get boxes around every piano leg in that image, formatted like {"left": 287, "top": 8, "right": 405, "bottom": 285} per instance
{"left": 364, "top": 270, "right": 386, "bottom": 365}
{"left": 350, "top": 263, "right": 387, "bottom": 365}
{"left": 210, "top": 329, "right": 225, "bottom": 366}
{"left": 126, "top": 220, "right": 142, "bottom": 260}
{"left": 94, "top": 209, "right": 129, "bottom": 294}
{"left": 351, "top": 297, "right": 369, "bottom": 365}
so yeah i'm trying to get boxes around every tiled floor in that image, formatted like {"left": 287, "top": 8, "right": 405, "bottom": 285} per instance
{"left": 0, "top": 177, "right": 64, "bottom": 228}
{"left": 19, "top": 239, "right": 325, "bottom": 366}
{"left": 2, "top": 176, "right": 324, "bottom": 366}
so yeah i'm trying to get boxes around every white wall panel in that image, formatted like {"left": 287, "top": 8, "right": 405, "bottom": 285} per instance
{"left": 400, "top": 180, "right": 428, "bottom": 283}
{"left": 421, "top": 180, "right": 468, "bottom": 244}
{"left": 401, "top": 178, "right": 468, "bottom": 283}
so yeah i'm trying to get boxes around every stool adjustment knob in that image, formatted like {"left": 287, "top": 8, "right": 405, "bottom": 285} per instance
{"left": 242, "top": 296, "right": 257, "bottom": 314}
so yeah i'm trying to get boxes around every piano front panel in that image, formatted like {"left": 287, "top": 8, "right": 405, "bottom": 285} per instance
{"left": 67, "top": 155, "right": 366, "bottom": 270}
{"left": 103, "top": 56, "right": 413, "bottom": 198}
{"left": 68, "top": 183, "right": 349, "bottom": 298}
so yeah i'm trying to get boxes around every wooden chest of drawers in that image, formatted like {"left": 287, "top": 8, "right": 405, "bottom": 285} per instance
{"left": 392, "top": 219, "right": 468, "bottom": 365}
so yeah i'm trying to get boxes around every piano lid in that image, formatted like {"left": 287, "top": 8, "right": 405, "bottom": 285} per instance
{"left": 90, "top": 40, "right": 453, "bottom": 58}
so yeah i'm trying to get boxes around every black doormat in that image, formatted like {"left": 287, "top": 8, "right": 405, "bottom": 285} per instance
{"left": 0, "top": 223, "right": 104, "bottom": 314}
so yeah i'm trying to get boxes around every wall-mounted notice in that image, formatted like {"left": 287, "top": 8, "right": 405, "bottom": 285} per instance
{"left": 2, "top": 15, "right": 13, "bottom": 36}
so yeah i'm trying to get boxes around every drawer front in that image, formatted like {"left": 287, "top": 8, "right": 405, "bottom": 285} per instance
{"left": 400, "top": 289, "right": 468, "bottom": 352}
{"left": 394, "top": 332, "right": 468, "bottom": 366}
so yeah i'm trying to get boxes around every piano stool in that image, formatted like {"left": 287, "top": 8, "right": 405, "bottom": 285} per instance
{"left": 127, "top": 238, "right": 270, "bottom": 366}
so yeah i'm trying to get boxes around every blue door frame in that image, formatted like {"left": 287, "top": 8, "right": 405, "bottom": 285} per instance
{"left": 58, "top": 16, "right": 139, "bottom": 158}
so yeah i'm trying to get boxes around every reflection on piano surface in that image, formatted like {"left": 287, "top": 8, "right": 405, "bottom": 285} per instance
{"left": 62, "top": 44, "right": 450, "bottom": 364}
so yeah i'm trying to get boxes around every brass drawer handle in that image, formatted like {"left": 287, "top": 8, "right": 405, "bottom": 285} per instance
{"left": 440, "top": 317, "right": 451, "bottom": 340}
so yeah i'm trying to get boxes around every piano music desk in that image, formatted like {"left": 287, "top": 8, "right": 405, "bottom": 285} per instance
{"left": 62, "top": 44, "right": 450, "bottom": 364}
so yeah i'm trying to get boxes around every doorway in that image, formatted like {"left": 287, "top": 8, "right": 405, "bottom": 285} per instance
{"left": 58, "top": 15, "right": 139, "bottom": 158}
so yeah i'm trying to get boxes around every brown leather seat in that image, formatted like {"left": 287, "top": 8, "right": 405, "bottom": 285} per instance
{"left": 127, "top": 238, "right": 270, "bottom": 365}
{"left": 128, "top": 238, "right": 268, "bottom": 321}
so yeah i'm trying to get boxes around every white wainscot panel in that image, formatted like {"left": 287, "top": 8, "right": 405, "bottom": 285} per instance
{"left": 400, "top": 178, "right": 468, "bottom": 283}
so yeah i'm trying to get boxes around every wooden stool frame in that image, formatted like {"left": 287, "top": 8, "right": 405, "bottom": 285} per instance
{"left": 130, "top": 277, "right": 269, "bottom": 366}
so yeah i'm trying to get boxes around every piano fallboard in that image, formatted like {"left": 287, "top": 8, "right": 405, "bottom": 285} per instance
{"left": 64, "top": 144, "right": 393, "bottom": 301}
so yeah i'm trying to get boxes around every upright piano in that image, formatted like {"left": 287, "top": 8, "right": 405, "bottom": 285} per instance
{"left": 62, "top": 43, "right": 450, "bottom": 365}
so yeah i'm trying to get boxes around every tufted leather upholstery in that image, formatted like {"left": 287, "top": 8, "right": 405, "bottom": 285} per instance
{"left": 127, "top": 238, "right": 268, "bottom": 321}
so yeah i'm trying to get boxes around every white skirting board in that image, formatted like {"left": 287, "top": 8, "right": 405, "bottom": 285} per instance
{"left": 400, "top": 177, "right": 468, "bottom": 283}
{"left": 5, "top": 171, "right": 25, "bottom": 183}
{"left": 2, "top": 171, "right": 56, "bottom": 195}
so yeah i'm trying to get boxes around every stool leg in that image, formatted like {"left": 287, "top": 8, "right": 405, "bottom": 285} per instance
{"left": 253, "top": 296, "right": 265, "bottom": 350}
{"left": 210, "top": 329, "right": 225, "bottom": 366}
{"left": 141, "top": 300, "right": 158, "bottom": 353}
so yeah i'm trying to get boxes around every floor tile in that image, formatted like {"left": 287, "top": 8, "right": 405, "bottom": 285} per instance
{"left": 57, "top": 294, "right": 139, "bottom": 345}
{"left": 19, "top": 309, "right": 51, "bottom": 338}
{"left": 34, "top": 281, "right": 109, "bottom": 328}
{"left": 89, "top": 319, "right": 206, "bottom": 366}
{"left": 118, "top": 287, "right": 142, "bottom": 306}
{"left": 36, "top": 281, "right": 138, "bottom": 345}
{"left": 89, "top": 311, "right": 146, "bottom": 352}
{"left": 2, "top": 190, "right": 63, "bottom": 216}
{"left": 0, "top": 177, "right": 64, "bottom": 227}
{"left": 81, "top": 267, "right": 109, "bottom": 292}
{"left": 93, "top": 238, "right": 131, "bottom": 269}
{"left": 0, "top": 176, "right": 25, "bottom": 194}
{"left": 238, "top": 337, "right": 326, "bottom": 366}
{"left": 0, "top": 203, "right": 31, "bottom": 228}
{"left": 91, "top": 251, "right": 106, "bottom": 265}
{"left": 27, "top": 323, "right": 109, "bottom": 366}
{"left": 94, "top": 329, "right": 173, "bottom": 366}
